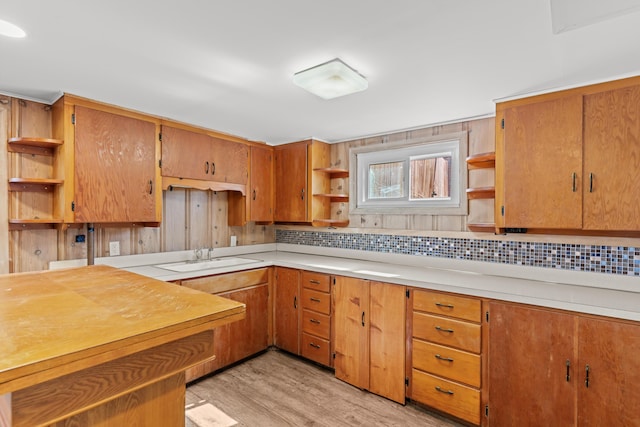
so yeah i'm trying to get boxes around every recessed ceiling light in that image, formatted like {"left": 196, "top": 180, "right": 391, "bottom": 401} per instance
{"left": 0, "top": 19, "right": 26, "bottom": 38}
{"left": 293, "top": 58, "right": 368, "bottom": 100}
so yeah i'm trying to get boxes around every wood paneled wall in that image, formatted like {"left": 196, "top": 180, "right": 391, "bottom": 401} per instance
{"left": 329, "top": 117, "right": 495, "bottom": 232}
{"left": 2, "top": 97, "right": 274, "bottom": 274}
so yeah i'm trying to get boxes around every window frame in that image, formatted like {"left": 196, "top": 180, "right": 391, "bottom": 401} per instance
{"left": 349, "top": 131, "right": 468, "bottom": 215}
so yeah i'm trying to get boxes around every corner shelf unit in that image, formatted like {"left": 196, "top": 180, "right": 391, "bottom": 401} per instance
{"left": 7, "top": 137, "right": 64, "bottom": 230}
{"left": 466, "top": 152, "right": 496, "bottom": 233}
{"left": 312, "top": 167, "right": 350, "bottom": 227}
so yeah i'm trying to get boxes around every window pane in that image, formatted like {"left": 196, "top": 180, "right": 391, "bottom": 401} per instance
{"left": 368, "top": 161, "right": 405, "bottom": 198}
{"left": 410, "top": 156, "right": 451, "bottom": 199}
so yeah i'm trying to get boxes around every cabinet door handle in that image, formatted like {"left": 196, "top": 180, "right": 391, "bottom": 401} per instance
{"left": 253, "top": 189, "right": 257, "bottom": 200}
{"left": 572, "top": 172, "right": 577, "bottom": 192}
{"left": 361, "top": 311, "right": 365, "bottom": 327}
{"left": 301, "top": 188, "right": 305, "bottom": 200}
{"left": 310, "top": 318, "right": 321, "bottom": 324}
{"left": 435, "top": 386, "right": 454, "bottom": 395}
{"left": 293, "top": 296, "right": 297, "bottom": 309}
{"left": 435, "top": 302, "right": 454, "bottom": 309}
{"left": 585, "top": 364, "right": 590, "bottom": 388}
{"left": 435, "top": 354, "right": 454, "bottom": 362}
{"left": 309, "top": 342, "right": 321, "bottom": 349}
{"left": 310, "top": 297, "right": 321, "bottom": 302}
{"left": 211, "top": 162, "right": 216, "bottom": 175}
{"left": 205, "top": 161, "right": 209, "bottom": 174}
{"left": 566, "top": 359, "right": 571, "bottom": 382}
{"left": 589, "top": 173, "right": 594, "bottom": 193}
{"left": 148, "top": 179, "right": 153, "bottom": 195}
{"left": 309, "top": 279, "right": 320, "bottom": 284}
{"left": 435, "top": 326, "right": 454, "bottom": 333}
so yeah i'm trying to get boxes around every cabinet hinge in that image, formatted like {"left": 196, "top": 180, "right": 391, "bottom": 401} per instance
{"left": 159, "top": 159, "right": 162, "bottom": 168}
{"left": 486, "top": 311, "right": 489, "bottom": 322}
{"left": 158, "top": 132, "right": 162, "bottom": 142}
{"left": 405, "top": 377, "right": 409, "bottom": 386}
{"left": 501, "top": 118, "right": 504, "bottom": 129}
{"left": 332, "top": 352, "right": 336, "bottom": 359}
{"left": 71, "top": 201, "right": 75, "bottom": 212}
{"left": 71, "top": 113, "right": 75, "bottom": 125}
{"left": 485, "top": 405, "right": 489, "bottom": 417}
{"left": 406, "top": 289, "right": 410, "bottom": 299}
{"left": 333, "top": 277, "right": 336, "bottom": 285}
{"left": 501, "top": 205, "right": 505, "bottom": 217}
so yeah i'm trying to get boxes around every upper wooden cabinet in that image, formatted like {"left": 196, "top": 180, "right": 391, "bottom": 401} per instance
{"left": 274, "top": 139, "right": 331, "bottom": 224}
{"left": 228, "top": 144, "right": 274, "bottom": 225}
{"left": 160, "top": 125, "right": 248, "bottom": 186}
{"left": 495, "top": 76, "right": 640, "bottom": 232}
{"left": 52, "top": 96, "right": 162, "bottom": 223}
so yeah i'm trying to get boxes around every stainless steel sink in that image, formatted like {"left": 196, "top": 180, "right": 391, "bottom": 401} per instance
{"left": 155, "top": 257, "right": 260, "bottom": 272}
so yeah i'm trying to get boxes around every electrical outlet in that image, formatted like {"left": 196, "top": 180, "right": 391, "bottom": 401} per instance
{"left": 230, "top": 235, "right": 237, "bottom": 247}
{"left": 109, "top": 241, "right": 120, "bottom": 256}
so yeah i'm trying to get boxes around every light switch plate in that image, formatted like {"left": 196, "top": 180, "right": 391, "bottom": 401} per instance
{"left": 109, "top": 241, "right": 120, "bottom": 256}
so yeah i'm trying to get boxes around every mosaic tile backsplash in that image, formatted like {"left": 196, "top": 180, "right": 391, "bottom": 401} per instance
{"left": 276, "top": 230, "right": 640, "bottom": 276}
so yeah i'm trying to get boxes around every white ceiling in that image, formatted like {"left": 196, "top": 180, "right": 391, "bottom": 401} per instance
{"left": 1, "top": 1, "right": 640, "bottom": 145}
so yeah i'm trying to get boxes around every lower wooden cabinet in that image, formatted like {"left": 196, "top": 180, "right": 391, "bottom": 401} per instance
{"left": 182, "top": 268, "right": 270, "bottom": 382}
{"left": 409, "top": 289, "right": 484, "bottom": 425}
{"left": 488, "top": 301, "right": 640, "bottom": 427}
{"left": 274, "top": 268, "right": 334, "bottom": 368}
{"left": 334, "top": 277, "right": 406, "bottom": 404}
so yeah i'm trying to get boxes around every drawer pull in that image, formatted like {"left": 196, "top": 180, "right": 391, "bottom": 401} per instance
{"left": 309, "top": 318, "right": 321, "bottom": 324}
{"left": 435, "top": 386, "right": 454, "bottom": 395}
{"left": 435, "top": 354, "right": 454, "bottom": 362}
{"left": 310, "top": 297, "right": 321, "bottom": 302}
{"left": 435, "top": 326, "right": 454, "bottom": 333}
{"left": 435, "top": 302, "right": 454, "bottom": 309}
{"left": 309, "top": 279, "right": 320, "bottom": 284}
{"left": 309, "top": 342, "right": 321, "bottom": 349}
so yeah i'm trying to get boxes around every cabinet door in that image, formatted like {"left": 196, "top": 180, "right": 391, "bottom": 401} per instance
{"left": 274, "top": 267, "right": 300, "bottom": 354}
{"left": 160, "top": 125, "right": 212, "bottom": 180}
{"left": 501, "top": 95, "right": 583, "bottom": 229}
{"left": 583, "top": 85, "right": 640, "bottom": 230}
{"left": 209, "top": 136, "right": 248, "bottom": 185}
{"left": 214, "top": 284, "right": 269, "bottom": 370}
{"left": 577, "top": 317, "right": 640, "bottom": 426}
{"left": 334, "top": 276, "right": 370, "bottom": 390}
{"left": 74, "top": 106, "right": 158, "bottom": 222}
{"left": 275, "top": 141, "right": 308, "bottom": 222}
{"left": 250, "top": 145, "right": 273, "bottom": 222}
{"left": 369, "top": 281, "right": 406, "bottom": 404}
{"left": 488, "top": 302, "right": 576, "bottom": 426}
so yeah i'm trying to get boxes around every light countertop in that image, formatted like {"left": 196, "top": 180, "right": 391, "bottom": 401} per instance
{"left": 49, "top": 243, "right": 640, "bottom": 322}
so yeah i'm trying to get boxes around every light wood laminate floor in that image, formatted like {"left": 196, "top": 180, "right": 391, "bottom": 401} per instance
{"left": 186, "top": 349, "right": 464, "bottom": 427}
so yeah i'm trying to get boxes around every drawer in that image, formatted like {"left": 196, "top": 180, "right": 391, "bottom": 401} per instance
{"left": 413, "top": 312, "right": 481, "bottom": 353}
{"left": 301, "top": 288, "right": 331, "bottom": 315}
{"left": 301, "top": 271, "right": 331, "bottom": 293}
{"left": 181, "top": 267, "right": 268, "bottom": 294}
{"left": 412, "top": 369, "right": 480, "bottom": 425}
{"left": 413, "top": 339, "right": 480, "bottom": 388}
{"left": 413, "top": 289, "right": 481, "bottom": 323}
{"left": 301, "top": 333, "right": 331, "bottom": 367}
{"left": 302, "top": 309, "right": 330, "bottom": 340}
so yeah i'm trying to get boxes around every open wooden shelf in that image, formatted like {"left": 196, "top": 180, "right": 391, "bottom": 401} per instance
{"left": 9, "top": 218, "right": 64, "bottom": 231}
{"left": 313, "top": 168, "right": 349, "bottom": 178}
{"left": 466, "top": 152, "right": 495, "bottom": 170}
{"left": 8, "top": 137, "right": 63, "bottom": 156}
{"left": 466, "top": 186, "right": 495, "bottom": 199}
{"left": 467, "top": 223, "right": 496, "bottom": 233}
{"left": 312, "top": 218, "right": 350, "bottom": 227}
{"left": 313, "top": 193, "right": 349, "bottom": 203}
{"left": 9, "top": 178, "right": 64, "bottom": 192}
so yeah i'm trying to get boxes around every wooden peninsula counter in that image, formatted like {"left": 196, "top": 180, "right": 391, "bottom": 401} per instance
{"left": 0, "top": 265, "right": 245, "bottom": 427}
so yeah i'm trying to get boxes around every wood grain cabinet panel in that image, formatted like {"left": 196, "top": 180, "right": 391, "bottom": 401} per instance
{"left": 274, "top": 267, "right": 301, "bottom": 355}
{"left": 73, "top": 106, "right": 159, "bottom": 222}
{"left": 334, "top": 277, "right": 406, "bottom": 404}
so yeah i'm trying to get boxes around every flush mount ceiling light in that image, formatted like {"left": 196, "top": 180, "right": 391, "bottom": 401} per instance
{"left": 0, "top": 18, "right": 26, "bottom": 38}
{"left": 293, "top": 58, "right": 368, "bottom": 100}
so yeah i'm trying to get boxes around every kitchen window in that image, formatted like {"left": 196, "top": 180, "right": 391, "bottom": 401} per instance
{"left": 350, "top": 131, "right": 467, "bottom": 215}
